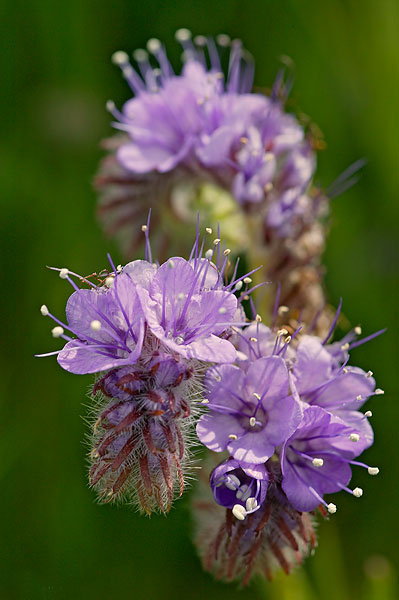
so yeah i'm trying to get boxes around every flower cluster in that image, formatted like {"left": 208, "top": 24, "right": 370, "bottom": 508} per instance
{"left": 193, "top": 307, "right": 383, "bottom": 583}
{"left": 38, "top": 225, "right": 255, "bottom": 513}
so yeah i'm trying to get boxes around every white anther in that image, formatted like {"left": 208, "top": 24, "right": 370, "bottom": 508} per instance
{"left": 278, "top": 305, "right": 289, "bottom": 315}
{"left": 368, "top": 467, "right": 379, "bottom": 476}
{"left": 366, "top": 371, "right": 373, "bottom": 378}
{"left": 353, "top": 487, "right": 363, "bottom": 498}
{"left": 354, "top": 326, "right": 362, "bottom": 335}
{"left": 350, "top": 433, "right": 360, "bottom": 442}
{"left": 112, "top": 50, "right": 129, "bottom": 65}
{"left": 40, "top": 305, "right": 49, "bottom": 316}
{"left": 218, "top": 307, "right": 227, "bottom": 314}
{"left": 365, "top": 410, "right": 373, "bottom": 418}
{"left": 356, "top": 395, "right": 362, "bottom": 402}
{"left": 343, "top": 368, "right": 348, "bottom": 374}
{"left": 175, "top": 336, "right": 184, "bottom": 345}
{"left": 223, "top": 248, "right": 231, "bottom": 256}
{"left": 312, "top": 458, "right": 324, "bottom": 467}
{"left": 205, "top": 249, "right": 213, "bottom": 260}
{"left": 225, "top": 474, "right": 240, "bottom": 490}
{"left": 52, "top": 326, "right": 64, "bottom": 338}
{"left": 133, "top": 48, "right": 148, "bottom": 62}
{"left": 277, "top": 328, "right": 288, "bottom": 337}
{"left": 105, "top": 276, "right": 114, "bottom": 288}
{"left": 253, "top": 393, "right": 261, "bottom": 400}
{"left": 106, "top": 100, "right": 116, "bottom": 112}
{"left": 240, "top": 137, "right": 248, "bottom": 144}
{"left": 255, "top": 314, "right": 262, "bottom": 322}
{"left": 228, "top": 434, "right": 238, "bottom": 440}
{"left": 205, "top": 227, "right": 212, "bottom": 234}
{"left": 246, "top": 497, "right": 258, "bottom": 512}
{"left": 116, "top": 265, "right": 122, "bottom": 272}
{"left": 264, "top": 152, "right": 274, "bottom": 162}
{"left": 213, "top": 238, "right": 221, "bottom": 246}
{"left": 250, "top": 337, "right": 258, "bottom": 343}
{"left": 168, "top": 260, "right": 175, "bottom": 268}
{"left": 285, "top": 336, "right": 292, "bottom": 344}
{"left": 375, "top": 388, "right": 384, "bottom": 395}
{"left": 141, "top": 224, "right": 148, "bottom": 232}
{"left": 175, "top": 28, "right": 192, "bottom": 42}
{"left": 90, "top": 320, "right": 102, "bottom": 331}
{"left": 194, "top": 35, "right": 207, "bottom": 46}
{"left": 264, "top": 182, "right": 273, "bottom": 192}
{"left": 341, "top": 343, "right": 350, "bottom": 351}
{"left": 59, "top": 268, "right": 69, "bottom": 279}
{"left": 234, "top": 281, "right": 243, "bottom": 291}
{"left": 201, "top": 398, "right": 209, "bottom": 404}
{"left": 177, "top": 293, "right": 185, "bottom": 300}
{"left": 327, "top": 503, "right": 337, "bottom": 514}
{"left": 214, "top": 375, "right": 221, "bottom": 382}
{"left": 232, "top": 504, "right": 246, "bottom": 520}
{"left": 249, "top": 417, "right": 256, "bottom": 427}
{"left": 216, "top": 34, "right": 231, "bottom": 47}
{"left": 243, "top": 277, "right": 252, "bottom": 284}
{"left": 147, "top": 38, "right": 161, "bottom": 53}
{"left": 236, "top": 484, "right": 249, "bottom": 501}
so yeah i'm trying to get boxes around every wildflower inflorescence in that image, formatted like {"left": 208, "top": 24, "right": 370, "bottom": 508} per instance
{"left": 95, "top": 30, "right": 340, "bottom": 329}
{"left": 37, "top": 221, "right": 259, "bottom": 513}
{"left": 193, "top": 300, "right": 384, "bottom": 583}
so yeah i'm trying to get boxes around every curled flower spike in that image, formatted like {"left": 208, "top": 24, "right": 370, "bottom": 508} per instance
{"left": 37, "top": 219, "right": 259, "bottom": 513}
{"left": 193, "top": 301, "right": 383, "bottom": 582}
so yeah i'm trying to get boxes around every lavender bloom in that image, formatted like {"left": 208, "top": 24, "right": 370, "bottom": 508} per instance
{"left": 196, "top": 357, "right": 302, "bottom": 464}
{"left": 281, "top": 405, "right": 368, "bottom": 513}
{"left": 210, "top": 457, "right": 268, "bottom": 513}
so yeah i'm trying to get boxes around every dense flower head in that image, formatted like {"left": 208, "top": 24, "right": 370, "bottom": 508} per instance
{"left": 38, "top": 221, "right": 258, "bottom": 513}
{"left": 96, "top": 29, "right": 321, "bottom": 255}
{"left": 193, "top": 301, "right": 383, "bottom": 582}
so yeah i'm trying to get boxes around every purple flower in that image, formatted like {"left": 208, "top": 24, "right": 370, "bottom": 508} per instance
{"left": 196, "top": 357, "right": 302, "bottom": 464}
{"left": 281, "top": 405, "right": 368, "bottom": 513}
{"left": 210, "top": 457, "right": 268, "bottom": 513}
{"left": 136, "top": 256, "right": 238, "bottom": 363}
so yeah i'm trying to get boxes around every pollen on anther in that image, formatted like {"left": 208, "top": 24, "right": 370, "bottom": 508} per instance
{"left": 246, "top": 497, "right": 258, "bottom": 512}
{"left": 341, "top": 343, "right": 350, "bottom": 351}
{"left": 249, "top": 417, "right": 256, "bottom": 427}
{"left": 350, "top": 433, "right": 360, "bottom": 442}
{"left": 356, "top": 395, "right": 362, "bottom": 401}
{"left": 213, "top": 238, "right": 221, "bottom": 246}
{"left": 59, "top": 268, "right": 69, "bottom": 279}
{"left": 250, "top": 337, "right": 258, "bottom": 343}
{"left": 375, "top": 388, "right": 384, "bottom": 395}
{"left": 40, "top": 305, "right": 49, "bottom": 316}
{"left": 205, "top": 227, "right": 212, "bottom": 235}
{"left": 177, "top": 292, "right": 185, "bottom": 300}
{"left": 105, "top": 276, "right": 114, "bottom": 288}
{"left": 228, "top": 434, "right": 238, "bottom": 440}
{"left": 368, "top": 467, "right": 379, "bottom": 476}
{"left": 366, "top": 371, "right": 373, "bottom": 378}
{"left": 354, "top": 326, "right": 362, "bottom": 335}
{"left": 364, "top": 410, "right": 373, "bottom": 418}
{"left": 253, "top": 393, "right": 261, "bottom": 400}
{"left": 243, "top": 277, "right": 252, "bottom": 284}
{"left": 232, "top": 504, "right": 246, "bottom": 520}
{"left": 353, "top": 487, "right": 363, "bottom": 498}
{"left": 106, "top": 100, "right": 116, "bottom": 112}
{"left": 201, "top": 398, "right": 209, "bottom": 404}
{"left": 175, "top": 28, "right": 192, "bottom": 42}
{"left": 234, "top": 281, "right": 243, "bottom": 291}
{"left": 90, "top": 320, "right": 102, "bottom": 331}
{"left": 223, "top": 249, "right": 231, "bottom": 256}
{"left": 255, "top": 314, "right": 262, "bottom": 322}
{"left": 112, "top": 51, "right": 129, "bottom": 65}
{"left": 52, "top": 326, "right": 64, "bottom": 338}
{"left": 327, "top": 503, "right": 337, "bottom": 514}
{"left": 205, "top": 249, "right": 213, "bottom": 260}
{"left": 141, "top": 224, "right": 148, "bottom": 232}
{"left": 312, "top": 458, "right": 324, "bottom": 467}
{"left": 218, "top": 307, "right": 227, "bottom": 314}
{"left": 278, "top": 305, "right": 289, "bottom": 315}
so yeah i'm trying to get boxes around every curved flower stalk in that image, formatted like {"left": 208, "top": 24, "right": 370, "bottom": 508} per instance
{"left": 37, "top": 221, "right": 257, "bottom": 513}
{"left": 192, "top": 303, "right": 384, "bottom": 583}
{"left": 94, "top": 29, "right": 338, "bottom": 327}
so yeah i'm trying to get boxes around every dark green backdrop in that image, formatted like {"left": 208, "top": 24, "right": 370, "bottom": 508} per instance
{"left": 2, "top": 1, "right": 398, "bottom": 598}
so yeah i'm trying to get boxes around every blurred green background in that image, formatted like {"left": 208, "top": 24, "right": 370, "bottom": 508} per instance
{"left": 2, "top": 0, "right": 398, "bottom": 598}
